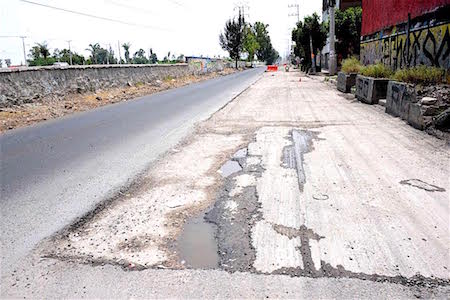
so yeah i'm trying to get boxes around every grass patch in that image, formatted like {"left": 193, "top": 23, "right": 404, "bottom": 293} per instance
{"left": 392, "top": 65, "right": 445, "bottom": 85}
{"left": 341, "top": 57, "right": 362, "bottom": 73}
{"left": 163, "top": 75, "right": 175, "bottom": 82}
{"left": 360, "top": 63, "right": 392, "bottom": 78}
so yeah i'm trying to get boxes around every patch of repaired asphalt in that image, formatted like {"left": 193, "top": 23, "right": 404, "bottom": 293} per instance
{"left": 205, "top": 146, "right": 264, "bottom": 273}
{"left": 40, "top": 133, "right": 245, "bottom": 271}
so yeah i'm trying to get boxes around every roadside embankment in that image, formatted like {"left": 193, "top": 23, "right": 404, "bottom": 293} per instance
{"left": 0, "top": 62, "right": 236, "bottom": 132}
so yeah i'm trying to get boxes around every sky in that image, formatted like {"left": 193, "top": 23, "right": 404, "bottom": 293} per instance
{"left": 0, "top": 0, "right": 322, "bottom": 66}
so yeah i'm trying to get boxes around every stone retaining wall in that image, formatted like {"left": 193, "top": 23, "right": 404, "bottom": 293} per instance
{"left": 386, "top": 81, "right": 450, "bottom": 130}
{"left": 0, "top": 63, "right": 218, "bottom": 107}
{"left": 355, "top": 75, "right": 389, "bottom": 104}
{"left": 337, "top": 72, "right": 357, "bottom": 93}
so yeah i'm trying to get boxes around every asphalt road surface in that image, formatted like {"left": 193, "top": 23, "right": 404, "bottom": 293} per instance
{"left": 0, "top": 67, "right": 264, "bottom": 274}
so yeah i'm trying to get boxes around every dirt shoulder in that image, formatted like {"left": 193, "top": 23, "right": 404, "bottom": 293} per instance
{"left": 0, "top": 68, "right": 236, "bottom": 133}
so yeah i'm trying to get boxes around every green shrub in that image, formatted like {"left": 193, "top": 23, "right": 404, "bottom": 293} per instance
{"left": 163, "top": 75, "right": 175, "bottom": 82}
{"left": 360, "top": 63, "right": 392, "bottom": 78}
{"left": 392, "top": 65, "right": 444, "bottom": 85}
{"left": 341, "top": 57, "right": 361, "bottom": 73}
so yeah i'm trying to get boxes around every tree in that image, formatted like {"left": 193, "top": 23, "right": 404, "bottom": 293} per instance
{"left": 122, "top": 43, "right": 131, "bottom": 63}
{"left": 87, "top": 43, "right": 101, "bottom": 64}
{"left": 107, "top": 45, "right": 118, "bottom": 64}
{"left": 292, "top": 13, "right": 327, "bottom": 71}
{"left": 219, "top": 12, "right": 245, "bottom": 68}
{"left": 86, "top": 43, "right": 115, "bottom": 64}
{"left": 53, "top": 48, "right": 85, "bottom": 65}
{"left": 176, "top": 54, "right": 185, "bottom": 63}
{"left": 335, "top": 7, "right": 362, "bottom": 60}
{"left": 133, "top": 49, "right": 148, "bottom": 64}
{"left": 36, "top": 42, "right": 50, "bottom": 59}
{"left": 0, "top": 59, "right": 2, "bottom": 68}
{"left": 243, "top": 25, "right": 259, "bottom": 62}
{"left": 149, "top": 48, "right": 158, "bottom": 64}
{"left": 253, "top": 21, "right": 279, "bottom": 64}
{"left": 266, "top": 47, "right": 280, "bottom": 65}
{"left": 28, "top": 42, "right": 55, "bottom": 66}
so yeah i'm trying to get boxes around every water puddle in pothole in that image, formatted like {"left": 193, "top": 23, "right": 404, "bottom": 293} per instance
{"left": 177, "top": 213, "right": 219, "bottom": 269}
{"left": 218, "top": 160, "right": 242, "bottom": 177}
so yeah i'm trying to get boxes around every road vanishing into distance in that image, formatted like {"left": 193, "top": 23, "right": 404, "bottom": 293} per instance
{"left": 0, "top": 67, "right": 264, "bottom": 274}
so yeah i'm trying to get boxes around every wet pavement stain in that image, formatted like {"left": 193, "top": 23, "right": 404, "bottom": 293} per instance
{"left": 400, "top": 179, "right": 446, "bottom": 192}
{"left": 177, "top": 213, "right": 219, "bottom": 269}
{"left": 219, "top": 160, "right": 242, "bottom": 177}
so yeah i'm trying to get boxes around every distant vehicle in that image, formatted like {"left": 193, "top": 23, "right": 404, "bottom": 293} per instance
{"left": 53, "top": 62, "right": 69, "bottom": 67}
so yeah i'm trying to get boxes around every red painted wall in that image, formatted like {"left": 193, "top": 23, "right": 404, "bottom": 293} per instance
{"left": 361, "top": 0, "right": 450, "bottom": 36}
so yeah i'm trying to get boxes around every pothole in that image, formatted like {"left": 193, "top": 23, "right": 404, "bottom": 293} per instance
{"left": 176, "top": 212, "right": 219, "bottom": 269}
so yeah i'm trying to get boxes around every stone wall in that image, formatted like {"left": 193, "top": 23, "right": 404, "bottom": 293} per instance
{"left": 0, "top": 63, "right": 210, "bottom": 107}
{"left": 386, "top": 81, "right": 450, "bottom": 130}
{"left": 185, "top": 57, "right": 226, "bottom": 74}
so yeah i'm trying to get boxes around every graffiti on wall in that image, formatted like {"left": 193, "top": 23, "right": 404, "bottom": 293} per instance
{"left": 360, "top": 23, "right": 450, "bottom": 70}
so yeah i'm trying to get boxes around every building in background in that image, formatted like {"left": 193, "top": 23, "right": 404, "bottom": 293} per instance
{"left": 321, "top": 0, "right": 362, "bottom": 70}
{"left": 360, "top": 0, "right": 450, "bottom": 70}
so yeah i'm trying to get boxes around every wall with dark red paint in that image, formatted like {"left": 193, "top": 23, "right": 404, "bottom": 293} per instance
{"left": 361, "top": 0, "right": 450, "bottom": 36}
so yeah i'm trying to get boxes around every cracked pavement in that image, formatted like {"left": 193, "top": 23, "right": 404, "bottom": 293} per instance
{"left": 2, "top": 70, "right": 449, "bottom": 298}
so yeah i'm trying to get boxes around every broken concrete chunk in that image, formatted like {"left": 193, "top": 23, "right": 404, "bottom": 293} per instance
{"left": 421, "top": 97, "right": 438, "bottom": 105}
{"left": 218, "top": 161, "right": 242, "bottom": 177}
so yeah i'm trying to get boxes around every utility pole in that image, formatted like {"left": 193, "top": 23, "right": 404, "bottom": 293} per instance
{"left": 234, "top": 1, "right": 249, "bottom": 20}
{"left": 288, "top": 4, "right": 300, "bottom": 22}
{"left": 288, "top": 3, "right": 300, "bottom": 64}
{"left": 329, "top": 0, "right": 337, "bottom": 75}
{"left": 20, "top": 36, "right": 28, "bottom": 67}
{"left": 106, "top": 44, "right": 110, "bottom": 65}
{"left": 310, "top": 34, "right": 316, "bottom": 74}
{"left": 118, "top": 41, "right": 122, "bottom": 64}
{"left": 67, "top": 40, "right": 73, "bottom": 65}
{"left": 109, "top": 43, "right": 112, "bottom": 64}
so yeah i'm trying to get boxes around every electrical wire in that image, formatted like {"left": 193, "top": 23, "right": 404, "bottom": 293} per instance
{"left": 18, "top": 0, "right": 170, "bottom": 31}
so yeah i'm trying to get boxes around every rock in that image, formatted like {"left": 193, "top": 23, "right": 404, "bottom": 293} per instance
{"left": 127, "top": 81, "right": 132, "bottom": 87}
{"left": 421, "top": 97, "right": 438, "bottom": 105}
{"left": 422, "top": 105, "right": 442, "bottom": 116}
{"left": 96, "top": 96, "right": 102, "bottom": 101}
{"left": 433, "top": 108, "right": 450, "bottom": 130}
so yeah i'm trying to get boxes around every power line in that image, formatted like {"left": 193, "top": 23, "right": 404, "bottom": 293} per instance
{"left": 105, "top": 0, "right": 157, "bottom": 16}
{"left": 0, "top": 35, "right": 25, "bottom": 38}
{"left": 167, "top": 0, "right": 185, "bottom": 7}
{"left": 18, "top": 0, "right": 170, "bottom": 31}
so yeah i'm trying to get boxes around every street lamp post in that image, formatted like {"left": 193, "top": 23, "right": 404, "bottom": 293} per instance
{"left": 329, "top": 0, "right": 337, "bottom": 75}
